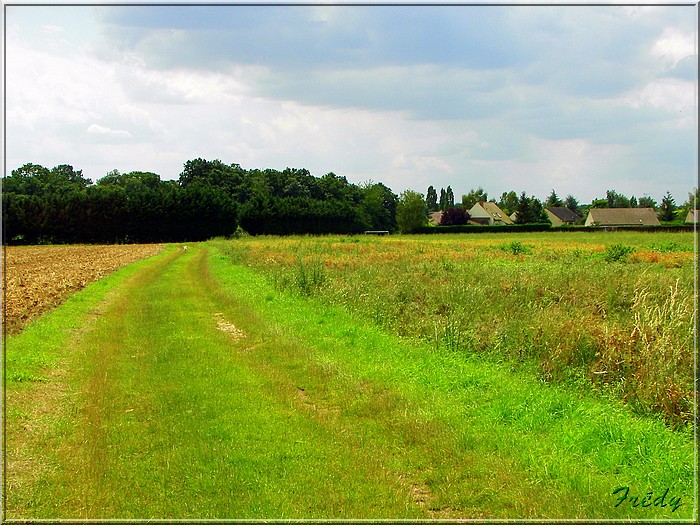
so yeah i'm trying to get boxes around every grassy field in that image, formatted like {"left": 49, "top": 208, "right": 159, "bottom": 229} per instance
{"left": 4, "top": 232, "right": 697, "bottom": 520}
{"left": 211, "top": 230, "right": 696, "bottom": 427}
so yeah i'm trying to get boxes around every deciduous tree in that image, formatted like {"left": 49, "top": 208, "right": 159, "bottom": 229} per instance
{"left": 397, "top": 190, "right": 428, "bottom": 233}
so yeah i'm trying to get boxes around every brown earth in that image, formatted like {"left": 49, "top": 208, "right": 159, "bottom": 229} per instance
{"left": 2, "top": 244, "right": 164, "bottom": 335}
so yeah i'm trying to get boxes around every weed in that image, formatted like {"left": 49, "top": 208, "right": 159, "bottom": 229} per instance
{"left": 497, "top": 240, "right": 532, "bottom": 255}
{"left": 602, "top": 243, "right": 635, "bottom": 262}
{"left": 230, "top": 225, "right": 250, "bottom": 239}
{"left": 628, "top": 279, "right": 695, "bottom": 426}
{"left": 209, "top": 232, "right": 694, "bottom": 427}
{"left": 649, "top": 240, "right": 692, "bottom": 253}
{"left": 294, "top": 258, "right": 326, "bottom": 296}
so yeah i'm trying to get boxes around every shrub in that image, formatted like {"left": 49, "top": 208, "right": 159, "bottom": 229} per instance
{"left": 439, "top": 207, "right": 470, "bottom": 226}
{"left": 497, "top": 241, "right": 532, "bottom": 255}
{"left": 230, "top": 225, "right": 250, "bottom": 239}
{"left": 603, "top": 243, "right": 634, "bottom": 262}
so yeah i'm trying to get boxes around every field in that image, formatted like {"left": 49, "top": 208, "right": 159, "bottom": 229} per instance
{"left": 3, "top": 244, "right": 164, "bottom": 334}
{"left": 213, "top": 231, "right": 696, "bottom": 427}
{"left": 3, "top": 232, "right": 697, "bottom": 520}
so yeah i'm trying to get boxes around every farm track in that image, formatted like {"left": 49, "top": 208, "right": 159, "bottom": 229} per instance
{"left": 2, "top": 244, "right": 164, "bottom": 334}
{"left": 6, "top": 246, "right": 459, "bottom": 518}
{"left": 4, "top": 242, "right": 695, "bottom": 520}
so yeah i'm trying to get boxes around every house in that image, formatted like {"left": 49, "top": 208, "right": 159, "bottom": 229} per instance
{"left": 685, "top": 209, "right": 698, "bottom": 224}
{"left": 467, "top": 201, "right": 513, "bottom": 225}
{"left": 585, "top": 207, "right": 660, "bottom": 227}
{"left": 545, "top": 206, "right": 581, "bottom": 226}
{"left": 428, "top": 211, "right": 444, "bottom": 225}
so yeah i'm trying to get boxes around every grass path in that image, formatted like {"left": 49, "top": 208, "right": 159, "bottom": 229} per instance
{"left": 4, "top": 243, "right": 696, "bottom": 520}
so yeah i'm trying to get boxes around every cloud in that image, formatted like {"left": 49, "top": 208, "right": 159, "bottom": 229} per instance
{"left": 621, "top": 78, "right": 695, "bottom": 112}
{"left": 41, "top": 24, "right": 64, "bottom": 34}
{"left": 95, "top": 5, "right": 527, "bottom": 72}
{"left": 5, "top": 4, "right": 697, "bottom": 205}
{"left": 652, "top": 27, "right": 696, "bottom": 68}
{"left": 87, "top": 123, "right": 133, "bottom": 140}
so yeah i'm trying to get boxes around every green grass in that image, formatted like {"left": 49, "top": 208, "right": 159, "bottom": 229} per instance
{"left": 4, "top": 239, "right": 696, "bottom": 520}
{"left": 211, "top": 231, "right": 695, "bottom": 427}
{"left": 205, "top": 241, "right": 695, "bottom": 519}
{"left": 4, "top": 248, "right": 176, "bottom": 384}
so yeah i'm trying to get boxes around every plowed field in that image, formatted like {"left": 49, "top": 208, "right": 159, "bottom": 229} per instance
{"left": 2, "top": 244, "right": 164, "bottom": 334}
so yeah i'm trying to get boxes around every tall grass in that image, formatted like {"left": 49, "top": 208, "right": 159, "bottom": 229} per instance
{"left": 206, "top": 242, "right": 695, "bottom": 519}
{"left": 210, "top": 231, "right": 696, "bottom": 427}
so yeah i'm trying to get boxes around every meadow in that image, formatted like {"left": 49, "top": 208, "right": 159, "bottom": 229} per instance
{"left": 3, "top": 231, "right": 696, "bottom": 520}
{"left": 211, "top": 230, "right": 696, "bottom": 428}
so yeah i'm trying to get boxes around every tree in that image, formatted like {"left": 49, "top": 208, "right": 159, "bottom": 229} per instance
{"left": 439, "top": 188, "right": 447, "bottom": 211}
{"left": 514, "top": 192, "right": 548, "bottom": 224}
{"left": 498, "top": 191, "right": 519, "bottom": 216}
{"left": 659, "top": 191, "right": 677, "bottom": 222}
{"left": 638, "top": 195, "right": 657, "bottom": 209}
{"left": 564, "top": 194, "right": 581, "bottom": 215}
{"left": 445, "top": 186, "right": 455, "bottom": 209}
{"left": 4, "top": 163, "right": 90, "bottom": 198}
{"left": 439, "top": 207, "right": 470, "bottom": 226}
{"left": 426, "top": 186, "right": 438, "bottom": 211}
{"left": 606, "top": 189, "right": 630, "bottom": 208}
{"left": 461, "top": 187, "right": 488, "bottom": 210}
{"left": 514, "top": 192, "right": 532, "bottom": 224}
{"left": 545, "top": 189, "right": 563, "bottom": 208}
{"left": 396, "top": 190, "right": 428, "bottom": 233}
{"left": 3, "top": 163, "right": 51, "bottom": 195}
{"left": 629, "top": 195, "right": 638, "bottom": 208}
{"left": 360, "top": 182, "right": 398, "bottom": 232}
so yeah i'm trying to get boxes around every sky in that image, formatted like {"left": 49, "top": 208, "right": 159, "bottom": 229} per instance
{"left": 3, "top": 1, "right": 698, "bottom": 204}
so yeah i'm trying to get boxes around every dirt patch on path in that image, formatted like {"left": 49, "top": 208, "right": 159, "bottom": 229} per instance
{"left": 3, "top": 244, "right": 164, "bottom": 334}
{"left": 213, "top": 312, "right": 247, "bottom": 341}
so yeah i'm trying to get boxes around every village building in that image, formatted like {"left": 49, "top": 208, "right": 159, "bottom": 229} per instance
{"left": 585, "top": 207, "right": 660, "bottom": 227}
{"left": 428, "top": 211, "right": 444, "bottom": 226}
{"left": 545, "top": 206, "right": 581, "bottom": 226}
{"left": 467, "top": 201, "right": 513, "bottom": 225}
{"left": 685, "top": 209, "right": 698, "bottom": 224}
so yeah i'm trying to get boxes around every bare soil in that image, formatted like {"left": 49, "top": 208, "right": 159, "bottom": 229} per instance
{"left": 2, "top": 244, "right": 164, "bottom": 334}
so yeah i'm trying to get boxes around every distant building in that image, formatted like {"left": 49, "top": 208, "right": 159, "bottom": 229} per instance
{"left": 585, "top": 207, "right": 660, "bottom": 227}
{"left": 428, "top": 211, "right": 444, "bottom": 226}
{"left": 685, "top": 209, "right": 698, "bottom": 224}
{"left": 468, "top": 201, "right": 513, "bottom": 225}
{"left": 545, "top": 207, "right": 581, "bottom": 226}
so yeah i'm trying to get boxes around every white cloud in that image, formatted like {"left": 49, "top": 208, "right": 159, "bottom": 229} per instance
{"left": 87, "top": 123, "right": 133, "bottom": 139}
{"left": 41, "top": 24, "right": 64, "bottom": 34}
{"left": 5, "top": 4, "right": 697, "bottom": 204}
{"left": 622, "top": 78, "right": 695, "bottom": 113}
{"left": 652, "top": 28, "right": 696, "bottom": 67}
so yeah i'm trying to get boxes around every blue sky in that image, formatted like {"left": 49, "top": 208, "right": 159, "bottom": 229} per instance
{"left": 4, "top": 1, "right": 697, "bottom": 203}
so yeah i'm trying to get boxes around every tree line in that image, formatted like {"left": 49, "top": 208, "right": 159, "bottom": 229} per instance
{"left": 2, "top": 159, "right": 697, "bottom": 243}
{"left": 2, "top": 160, "right": 397, "bottom": 244}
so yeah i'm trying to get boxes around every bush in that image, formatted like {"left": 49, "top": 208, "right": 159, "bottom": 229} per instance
{"left": 497, "top": 241, "right": 532, "bottom": 255}
{"left": 439, "top": 207, "right": 470, "bottom": 226}
{"left": 230, "top": 225, "right": 250, "bottom": 239}
{"left": 603, "top": 243, "right": 635, "bottom": 262}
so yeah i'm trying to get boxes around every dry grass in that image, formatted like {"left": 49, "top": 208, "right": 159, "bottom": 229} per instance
{"left": 214, "top": 232, "right": 696, "bottom": 426}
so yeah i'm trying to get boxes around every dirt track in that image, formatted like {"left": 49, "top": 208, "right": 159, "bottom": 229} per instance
{"left": 2, "top": 244, "right": 164, "bottom": 334}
